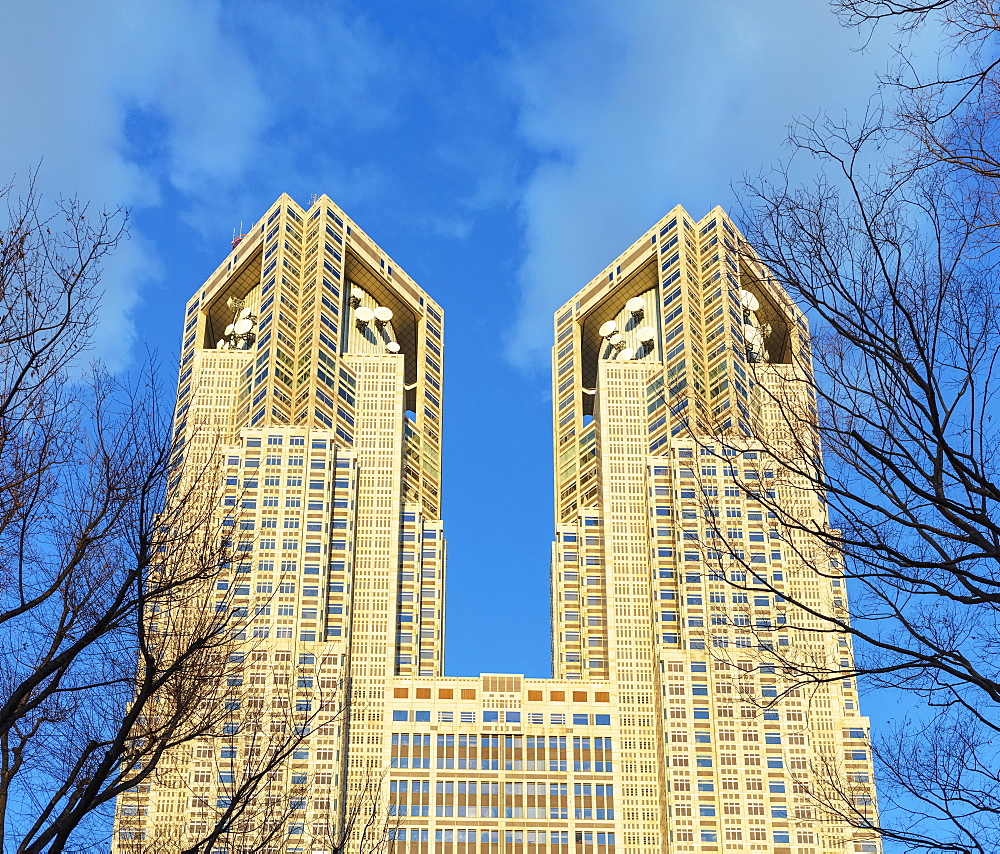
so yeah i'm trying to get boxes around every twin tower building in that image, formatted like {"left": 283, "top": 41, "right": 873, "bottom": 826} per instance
{"left": 120, "top": 195, "right": 878, "bottom": 854}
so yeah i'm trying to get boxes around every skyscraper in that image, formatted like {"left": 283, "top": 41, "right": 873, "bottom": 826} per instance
{"left": 119, "top": 195, "right": 878, "bottom": 854}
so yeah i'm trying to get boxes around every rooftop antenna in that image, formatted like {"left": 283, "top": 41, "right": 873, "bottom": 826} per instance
{"left": 219, "top": 295, "right": 256, "bottom": 350}
{"left": 231, "top": 221, "right": 246, "bottom": 249}
{"left": 741, "top": 291, "right": 768, "bottom": 363}
{"left": 740, "top": 289, "right": 760, "bottom": 312}
{"left": 374, "top": 306, "right": 393, "bottom": 329}
{"left": 355, "top": 306, "right": 374, "bottom": 328}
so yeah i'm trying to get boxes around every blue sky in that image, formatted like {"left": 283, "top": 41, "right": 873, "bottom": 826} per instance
{"left": 1, "top": 0, "right": 905, "bottom": 677}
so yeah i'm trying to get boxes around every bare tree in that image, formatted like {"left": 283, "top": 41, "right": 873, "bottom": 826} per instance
{"left": 710, "top": 4, "right": 1000, "bottom": 849}
{"left": 117, "top": 672, "right": 393, "bottom": 854}
{"left": 836, "top": 1, "right": 1000, "bottom": 224}
{"left": 0, "top": 177, "right": 388, "bottom": 854}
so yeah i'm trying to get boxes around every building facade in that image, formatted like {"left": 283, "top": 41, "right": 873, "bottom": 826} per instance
{"left": 117, "top": 195, "right": 878, "bottom": 854}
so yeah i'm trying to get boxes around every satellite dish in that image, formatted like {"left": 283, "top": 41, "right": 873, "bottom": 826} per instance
{"left": 609, "top": 333, "right": 624, "bottom": 346}
{"left": 234, "top": 318, "right": 253, "bottom": 335}
{"left": 351, "top": 287, "right": 364, "bottom": 300}
{"left": 239, "top": 307, "right": 253, "bottom": 320}
{"left": 740, "top": 290, "right": 760, "bottom": 312}
{"left": 355, "top": 306, "right": 374, "bottom": 323}
{"left": 220, "top": 340, "right": 230, "bottom": 350}
{"left": 598, "top": 320, "right": 617, "bottom": 338}
{"left": 216, "top": 339, "right": 226, "bottom": 349}
{"left": 374, "top": 306, "right": 393, "bottom": 323}
{"left": 225, "top": 323, "right": 235, "bottom": 336}
{"left": 226, "top": 296, "right": 244, "bottom": 312}
{"left": 636, "top": 326, "right": 656, "bottom": 343}
{"left": 386, "top": 342, "right": 400, "bottom": 353}
{"left": 616, "top": 347, "right": 635, "bottom": 361}
{"left": 625, "top": 296, "right": 645, "bottom": 316}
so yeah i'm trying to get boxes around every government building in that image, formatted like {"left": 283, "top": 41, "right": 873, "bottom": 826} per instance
{"left": 116, "top": 195, "right": 879, "bottom": 854}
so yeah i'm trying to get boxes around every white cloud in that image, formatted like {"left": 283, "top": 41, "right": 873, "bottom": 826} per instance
{"left": 0, "top": 0, "right": 917, "bottom": 375}
{"left": 504, "top": 0, "right": 896, "bottom": 370}
{"left": 197, "top": 3, "right": 404, "bottom": 226}
{"left": 0, "top": 1, "right": 406, "bottom": 369}
{"left": 0, "top": 1, "right": 270, "bottom": 369}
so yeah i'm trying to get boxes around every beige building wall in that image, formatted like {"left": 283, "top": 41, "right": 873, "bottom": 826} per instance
{"left": 545, "top": 207, "right": 876, "bottom": 854}
{"left": 118, "top": 197, "right": 878, "bottom": 854}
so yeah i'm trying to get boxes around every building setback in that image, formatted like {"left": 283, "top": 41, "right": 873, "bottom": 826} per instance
{"left": 116, "top": 195, "right": 878, "bottom": 854}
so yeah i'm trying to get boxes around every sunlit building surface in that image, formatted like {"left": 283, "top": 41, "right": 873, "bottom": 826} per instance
{"left": 117, "top": 195, "right": 878, "bottom": 854}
